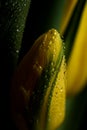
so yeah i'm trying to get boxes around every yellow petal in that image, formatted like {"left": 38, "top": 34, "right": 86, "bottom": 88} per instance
{"left": 66, "top": 3, "right": 87, "bottom": 96}
{"left": 60, "top": 0, "right": 78, "bottom": 34}
{"left": 45, "top": 56, "right": 66, "bottom": 130}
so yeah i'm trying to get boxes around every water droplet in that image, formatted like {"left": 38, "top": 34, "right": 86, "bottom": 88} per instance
{"left": 52, "top": 36, "right": 55, "bottom": 40}
{"left": 33, "top": 62, "right": 43, "bottom": 74}
{"left": 16, "top": 50, "right": 19, "bottom": 53}
{"left": 12, "top": 3, "right": 15, "bottom": 6}
{"left": 63, "top": 46, "right": 66, "bottom": 50}
{"left": 42, "top": 41, "right": 45, "bottom": 45}
{"left": 53, "top": 54, "right": 56, "bottom": 58}
{"left": 51, "top": 68, "right": 55, "bottom": 73}
{"left": 54, "top": 30, "right": 57, "bottom": 36}
{"left": 49, "top": 41, "right": 52, "bottom": 45}
{"left": 60, "top": 89, "right": 63, "bottom": 92}
{"left": 16, "top": 29, "right": 20, "bottom": 32}
{"left": 44, "top": 85, "right": 47, "bottom": 89}
{"left": 45, "top": 75, "right": 47, "bottom": 79}
{"left": 19, "top": 8, "right": 22, "bottom": 12}
{"left": 14, "top": 19, "right": 17, "bottom": 22}
{"left": 63, "top": 41, "right": 65, "bottom": 45}
{"left": 51, "top": 62, "right": 54, "bottom": 66}
{"left": 24, "top": 3, "right": 26, "bottom": 6}
{"left": 53, "top": 49, "right": 56, "bottom": 53}
{"left": 48, "top": 118, "right": 51, "bottom": 122}
{"left": 39, "top": 66, "right": 42, "bottom": 70}
{"left": 61, "top": 35, "right": 64, "bottom": 39}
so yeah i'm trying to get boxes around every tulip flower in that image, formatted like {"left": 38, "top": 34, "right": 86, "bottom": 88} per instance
{"left": 0, "top": 0, "right": 86, "bottom": 130}
{"left": 11, "top": 29, "right": 66, "bottom": 130}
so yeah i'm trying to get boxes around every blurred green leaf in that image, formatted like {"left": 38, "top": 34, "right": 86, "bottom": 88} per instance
{"left": 0, "top": 0, "right": 31, "bottom": 129}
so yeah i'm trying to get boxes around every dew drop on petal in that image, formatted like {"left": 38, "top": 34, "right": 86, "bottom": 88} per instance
{"left": 33, "top": 62, "right": 43, "bottom": 75}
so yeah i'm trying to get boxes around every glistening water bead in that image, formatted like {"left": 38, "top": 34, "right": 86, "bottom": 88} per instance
{"left": 33, "top": 61, "right": 43, "bottom": 75}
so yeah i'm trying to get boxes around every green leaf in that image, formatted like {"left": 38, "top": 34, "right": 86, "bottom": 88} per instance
{"left": 0, "top": 0, "right": 31, "bottom": 129}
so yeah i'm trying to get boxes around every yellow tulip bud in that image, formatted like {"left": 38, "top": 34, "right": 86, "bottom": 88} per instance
{"left": 11, "top": 29, "right": 66, "bottom": 130}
